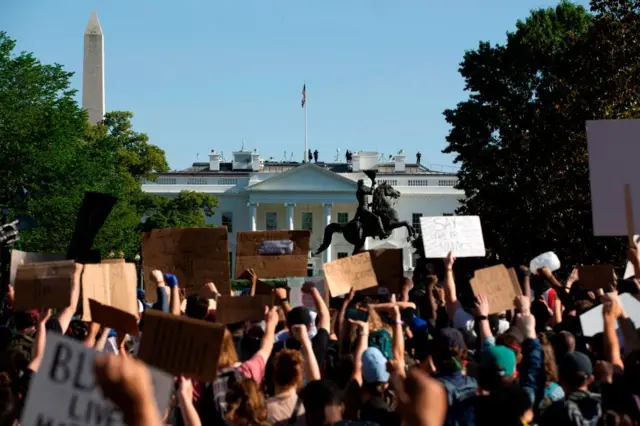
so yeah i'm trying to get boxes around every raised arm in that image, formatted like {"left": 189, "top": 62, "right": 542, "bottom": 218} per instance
{"left": 348, "top": 319, "right": 369, "bottom": 385}
{"left": 57, "top": 263, "right": 83, "bottom": 334}
{"left": 28, "top": 309, "right": 51, "bottom": 372}
{"left": 303, "top": 280, "right": 330, "bottom": 331}
{"left": 602, "top": 295, "right": 624, "bottom": 373}
{"left": 292, "top": 324, "right": 321, "bottom": 381}
{"left": 442, "top": 251, "right": 462, "bottom": 320}
{"left": 256, "top": 306, "right": 279, "bottom": 361}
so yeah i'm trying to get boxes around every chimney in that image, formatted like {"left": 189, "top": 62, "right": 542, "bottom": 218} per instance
{"left": 209, "top": 149, "right": 222, "bottom": 171}
{"left": 251, "top": 149, "right": 261, "bottom": 171}
{"left": 394, "top": 151, "right": 406, "bottom": 172}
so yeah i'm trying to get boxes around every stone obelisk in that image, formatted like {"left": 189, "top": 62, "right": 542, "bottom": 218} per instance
{"left": 82, "top": 11, "right": 105, "bottom": 124}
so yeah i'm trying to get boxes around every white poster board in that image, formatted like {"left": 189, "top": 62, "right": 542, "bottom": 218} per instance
{"left": 586, "top": 119, "right": 640, "bottom": 236}
{"left": 623, "top": 235, "right": 640, "bottom": 279}
{"left": 286, "top": 276, "right": 328, "bottom": 311}
{"left": 21, "top": 332, "right": 174, "bottom": 426}
{"left": 420, "top": 216, "right": 486, "bottom": 258}
{"left": 579, "top": 293, "right": 640, "bottom": 337}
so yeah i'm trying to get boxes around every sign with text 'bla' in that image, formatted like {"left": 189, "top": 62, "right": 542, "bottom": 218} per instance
{"left": 20, "top": 332, "right": 173, "bottom": 426}
{"left": 420, "top": 216, "right": 486, "bottom": 258}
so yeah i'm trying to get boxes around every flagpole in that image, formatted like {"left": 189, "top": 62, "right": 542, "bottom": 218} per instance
{"left": 304, "top": 80, "right": 308, "bottom": 164}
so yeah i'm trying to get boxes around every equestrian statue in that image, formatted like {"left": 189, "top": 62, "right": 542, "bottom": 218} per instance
{"left": 314, "top": 170, "right": 416, "bottom": 256}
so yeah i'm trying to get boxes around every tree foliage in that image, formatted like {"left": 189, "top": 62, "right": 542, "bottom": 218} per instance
{"left": 0, "top": 32, "right": 217, "bottom": 258}
{"left": 444, "top": 0, "right": 640, "bottom": 268}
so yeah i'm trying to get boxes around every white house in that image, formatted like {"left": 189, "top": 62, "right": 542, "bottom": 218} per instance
{"left": 142, "top": 150, "right": 463, "bottom": 277}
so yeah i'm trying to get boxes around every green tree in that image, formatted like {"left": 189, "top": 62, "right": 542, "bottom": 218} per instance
{"left": 0, "top": 32, "right": 216, "bottom": 259}
{"left": 138, "top": 191, "right": 218, "bottom": 233}
{"left": 443, "top": 0, "right": 638, "bottom": 268}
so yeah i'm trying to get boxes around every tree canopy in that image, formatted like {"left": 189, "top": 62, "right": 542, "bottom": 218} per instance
{"left": 0, "top": 32, "right": 217, "bottom": 259}
{"left": 443, "top": 0, "right": 640, "bottom": 269}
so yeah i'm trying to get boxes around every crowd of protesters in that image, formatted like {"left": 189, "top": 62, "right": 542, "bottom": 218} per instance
{"left": 1, "top": 242, "right": 640, "bottom": 426}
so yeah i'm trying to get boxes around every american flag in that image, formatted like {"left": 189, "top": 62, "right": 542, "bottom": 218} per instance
{"left": 301, "top": 84, "right": 306, "bottom": 108}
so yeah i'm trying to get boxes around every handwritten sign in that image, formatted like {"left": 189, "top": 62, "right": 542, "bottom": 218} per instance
{"left": 235, "top": 231, "right": 310, "bottom": 279}
{"left": 142, "top": 227, "right": 231, "bottom": 302}
{"left": 20, "top": 332, "right": 173, "bottom": 426}
{"left": 323, "top": 252, "right": 378, "bottom": 297}
{"left": 216, "top": 295, "right": 273, "bottom": 324}
{"left": 81, "top": 263, "right": 138, "bottom": 322}
{"left": 420, "top": 216, "right": 486, "bottom": 258}
{"left": 13, "top": 261, "right": 76, "bottom": 310}
{"left": 470, "top": 264, "right": 521, "bottom": 314}
{"left": 138, "top": 310, "right": 225, "bottom": 381}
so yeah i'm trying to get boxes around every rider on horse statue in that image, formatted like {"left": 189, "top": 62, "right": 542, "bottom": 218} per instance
{"left": 354, "top": 170, "right": 387, "bottom": 239}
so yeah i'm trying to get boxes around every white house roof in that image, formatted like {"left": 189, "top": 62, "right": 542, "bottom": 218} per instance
{"left": 246, "top": 163, "right": 357, "bottom": 192}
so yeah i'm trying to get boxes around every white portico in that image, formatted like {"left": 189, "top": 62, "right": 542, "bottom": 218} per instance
{"left": 142, "top": 149, "right": 464, "bottom": 277}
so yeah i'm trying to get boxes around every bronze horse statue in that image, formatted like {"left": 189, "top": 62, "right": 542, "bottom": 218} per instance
{"left": 314, "top": 181, "right": 416, "bottom": 256}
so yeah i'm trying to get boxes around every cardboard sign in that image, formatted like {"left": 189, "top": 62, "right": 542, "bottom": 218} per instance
{"left": 89, "top": 299, "right": 139, "bottom": 337}
{"left": 138, "top": 310, "right": 225, "bottom": 381}
{"left": 252, "top": 279, "right": 273, "bottom": 296}
{"left": 13, "top": 261, "right": 76, "bottom": 310}
{"left": 10, "top": 250, "right": 65, "bottom": 285}
{"left": 81, "top": 263, "right": 137, "bottom": 322}
{"left": 470, "top": 264, "right": 522, "bottom": 314}
{"left": 323, "top": 251, "right": 378, "bottom": 297}
{"left": 235, "top": 231, "right": 310, "bottom": 279}
{"left": 101, "top": 258, "right": 126, "bottom": 264}
{"left": 20, "top": 332, "right": 173, "bottom": 426}
{"left": 420, "top": 216, "right": 486, "bottom": 258}
{"left": 142, "top": 227, "right": 231, "bottom": 302}
{"left": 586, "top": 120, "right": 640, "bottom": 235}
{"left": 66, "top": 191, "right": 117, "bottom": 263}
{"left": 367, "top": 248, "right": 404, "bottom": 294}
{"left": 215, "top": 295, "right": 273, "bottom": 324}
{"left": 578, "top": 265, "right": 615, "bottom": 290}
{"left": 580, "top": 293, "right": 640, "bottom": 337}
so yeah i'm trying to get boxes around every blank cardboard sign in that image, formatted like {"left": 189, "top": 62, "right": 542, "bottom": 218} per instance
{"left": 470, "top": 264, "right": 522, "bottom": 314}
{"left": 89, "top": 299, "right": 139, "bottom": 337}
{"left": 578, "top": 265, "right": 615, "bottom": 290}
{"left": 142, "top": 227, "right": 231, "bottom": 302}
{"left": 586, "top": 119, "right": 640, "bottom": 236}
{"left": 215, "top": 295, "right": 273, "bottom": 324}
{"left": 14, "top": 261, "right": 76, "bottom": 310}
{"left": 235, "top": 231, "right": 310, "bottom": 279}
{"left": 323, "top": 252, "right": 378, "bottom": 297}
{"left": 81, "top": 263, "right": 137, "bottom": 322}
{"left": 139, "top": 310, "right": 225, "bottom": 381}
{"left": 10, "top": 250, "right": 65, "bottom": 285}
{"left": 367, "top": 249, "right": 404, "bottom": 294}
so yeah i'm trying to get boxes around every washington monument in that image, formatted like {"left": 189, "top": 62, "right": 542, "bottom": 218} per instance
{"left": 82, "top": 11, "right": 105, "bottom": 124}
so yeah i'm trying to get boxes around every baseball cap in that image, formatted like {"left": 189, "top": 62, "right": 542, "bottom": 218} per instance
{"left": 559, "top": 351, "right": 593, "bottom": 380}
{"left": 481, "top": 345, "right": 517, "bottom": 377}
{"left": 361, "top": 347, "right": 390, "bottom": 383}
{"left": 433, "top": 327, "right": 466, "bottom": 351}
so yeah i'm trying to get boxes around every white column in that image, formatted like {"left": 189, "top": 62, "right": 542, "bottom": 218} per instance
{"left": 248, "top": 202, "right": 258, "bottom": 231}
{"left": 323, "top": 203, "right": 333, "bottom": 263}
{"left": 285, "top": 203, "right": 296, "bottom": 230}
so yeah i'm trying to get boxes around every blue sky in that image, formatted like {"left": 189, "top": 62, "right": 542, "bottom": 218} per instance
{"left": 2, "top": 0, "right": 589, "bottom": 172}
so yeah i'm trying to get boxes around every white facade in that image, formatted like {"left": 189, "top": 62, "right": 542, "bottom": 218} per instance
{"left": 143, "top": 151, "right": 463, "bottom": 277}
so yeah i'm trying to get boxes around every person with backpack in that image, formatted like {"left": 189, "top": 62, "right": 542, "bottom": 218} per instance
{"left": 431, "top": 327, "right": 478, "bottom": 425}
{"left": 541, "top": 351, "right": 602, "bottom": 425}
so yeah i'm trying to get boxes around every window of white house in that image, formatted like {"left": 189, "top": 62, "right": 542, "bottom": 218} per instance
{"left": 337, "top": 252, "right": 349, "bottom": 259}
{"left": 337, "top": 212, "right": 349, "bottom": 225}
{"left": 302, "top": 212, "right": 313, "bottom": 231}
{"left": 266, "top": 212, "right": 277, "bottom": 230}
{"left": 412, "top": 213, "right": 423, "bottom": 234}
{"left": 222, "top": 212, "right": 233, "bottom": 233}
